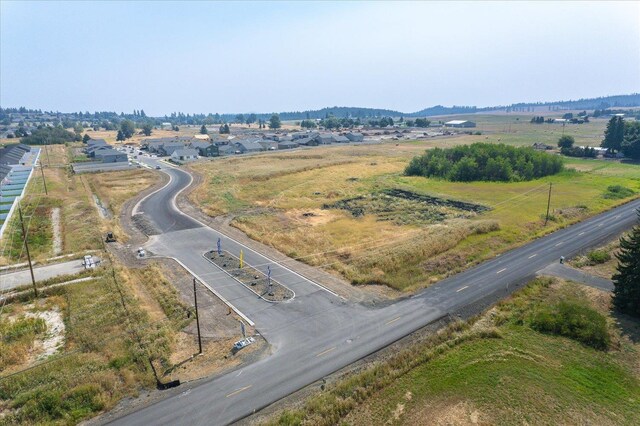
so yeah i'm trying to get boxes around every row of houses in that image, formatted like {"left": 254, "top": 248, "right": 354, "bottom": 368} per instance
{"left": 143, "top": 136, "right": 219, "bottom": 158}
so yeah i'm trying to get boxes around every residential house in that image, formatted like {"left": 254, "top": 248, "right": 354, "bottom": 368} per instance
{"left": 160, "top": 142, "right": 186, "bottom": 156}
{"left": 315, "top": 133, "right": 336, "bottom": 144}
{"left": 171, "top": 148, "right": 199, "bottom": 162}
{"left": 258, "top": 140, "right": 278, "bottom": 151}
{"left": 234, "top": 140, "right": 264, "bottom": 153}
{"left": 345, "top": 132, "right": 364, "bottom": 142}
{"left": 296, "top": 137, "right": 318, "bottom": 146}
{"left": 217, "top": 145, "right": 235, "bottom": 156}
{"left": 94, "top": 149, "right": 127, "bottom": 163}
{"left": 278, "top": 141, "right": 299, "bottom": 150}
{"left": 190, "top": 141, "right": 219, "bottom": 157}
{"left": 334, "top": 135, "right": 350, "bottom": 143}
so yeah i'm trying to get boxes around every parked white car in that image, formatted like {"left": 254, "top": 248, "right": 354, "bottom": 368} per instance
{"left": 82, "top": 255, "right": 96, "bottom": 269}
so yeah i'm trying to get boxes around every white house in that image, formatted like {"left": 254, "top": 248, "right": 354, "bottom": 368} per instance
{"left": 171, "top": 148, "right": 199, "bottom": 162}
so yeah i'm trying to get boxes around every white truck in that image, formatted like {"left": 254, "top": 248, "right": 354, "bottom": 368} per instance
{"left": 82, "top": 255, "right": 96, "bottom": 269}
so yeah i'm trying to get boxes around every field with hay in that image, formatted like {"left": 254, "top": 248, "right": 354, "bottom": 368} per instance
{"left": 189, "top": 133, "right": 640, "bottom": 292}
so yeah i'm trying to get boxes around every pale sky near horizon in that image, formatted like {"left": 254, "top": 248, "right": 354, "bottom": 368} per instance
{"left": 1, "top": 1, "right": 639, "bottom": 116}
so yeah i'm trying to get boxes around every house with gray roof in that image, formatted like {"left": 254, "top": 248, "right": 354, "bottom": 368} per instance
{"left": 258, "top": 140, "right": 278, "bottom": 151}
{"left": 234, "top": 140, "right": 265, "bottom": 153}
{"left": 160, "top": 142, "right": 186, "bottom": 156}
{"left": 94, "top": 149, "right": 127, "bottom": 163}
{"left": 278, "top": 141, "right": 299, "bottom": 150}
{"left": 171, "top": 148, "right": 199, "bottom": 162}
{"left": 315, "top": 133, "right": 336, "bottom": 145}
{"left": 296, "top": 137, "right": 318, "bottom": 146}
{"left": 190, "top": 141, "right": 219, "bottom": 157}
{"left": 345, "top": 132, "right": 364, "bottom": 142}
{"left": 334, "top": 135, "right": 350, "bottom": 143}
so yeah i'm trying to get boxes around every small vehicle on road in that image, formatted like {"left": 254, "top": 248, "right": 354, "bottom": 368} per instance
{"left": 155, "top": 165, "right": 161, "bottom": 170}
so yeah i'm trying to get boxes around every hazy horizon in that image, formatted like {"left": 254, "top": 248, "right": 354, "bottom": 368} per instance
{"left": 1, "top": 1, "right": 639, "bottom": 116}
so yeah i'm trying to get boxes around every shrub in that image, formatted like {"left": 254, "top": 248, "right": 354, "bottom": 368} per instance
{"left": 405, "top": 143, "right": 563, "bottom": 182}
{"left": 529, "top": 301, "right": 610, "bottom": 350}
{"left": 603, "top": 185, "right": 635, "bottom": 199}
{"left": 587, "top": 249, "right": 611, "bottom": 264}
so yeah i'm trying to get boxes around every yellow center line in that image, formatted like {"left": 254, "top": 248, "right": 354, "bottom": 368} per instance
{"left": 385, "top": 316, "right": 401, "bottom": 325}
{"left": 497, "top": 268, "right": 507, "bottom": 274}
{"left": 316, "top": 347, "right": 336, "bottom": 357}
{"left": 226, "top": 385, "right": 252, "bottom": 398}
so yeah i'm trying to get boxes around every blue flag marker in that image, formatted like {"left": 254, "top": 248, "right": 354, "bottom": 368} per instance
{"left": 217, "top": 237, "right": 221, "bottom": 255}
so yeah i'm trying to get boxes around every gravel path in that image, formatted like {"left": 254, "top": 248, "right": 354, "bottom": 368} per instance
{"left": 51, "top": 207, "right": 62, "bottom": 255}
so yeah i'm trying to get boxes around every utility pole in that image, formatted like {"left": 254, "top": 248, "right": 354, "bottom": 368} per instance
{"left": 544, "top": 182, "right": 552, "bottom": 226}
{"left": 44, "top": 139, "right": 51, "bottom": 167}
{"left": 39, "top": 164, "right": 48, "bottom": 195}
{"left": 18, "top": 205, "right": 38, "bottom": 297}
{"left": 193, "top": 278, "right": 202, "bottom": 354}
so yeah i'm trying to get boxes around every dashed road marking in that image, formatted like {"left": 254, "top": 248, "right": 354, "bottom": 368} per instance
{"left": 598, "top": 223, "right": 604, "bottom": 227}
{"left": 456, "top": 285, "right": 469, "bottom": 292}
{"left": 316, "top": 347, "right": 336, "bottom": 357}
{"left": 578, "top": 232, "right": 585, "bottom": 236}
{"left": 226, "top": 385, "right": 252, "bottom": 398}
{"left": 497, "top": 268, "right": 507, "bottom": 274}
{"left": 555, "top": 242, "right": 563, "bottom": 247}
{"left": 385, "top": 316, "right": 401, "bottom": 325}
{"left": 528, "top": 254, "right": 537, "bottom": 259}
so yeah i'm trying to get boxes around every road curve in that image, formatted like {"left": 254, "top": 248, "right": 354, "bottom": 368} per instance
{"left": 105, "top": 158, "right": 640, "bottom": 426}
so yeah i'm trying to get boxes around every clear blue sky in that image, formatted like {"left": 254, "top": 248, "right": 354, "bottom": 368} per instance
{"left": 1, "top": 1, "right": 639, "bottom": 116}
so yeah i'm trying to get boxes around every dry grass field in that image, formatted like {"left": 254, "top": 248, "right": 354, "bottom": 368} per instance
{"left": 189, "top": 119, "right": 640, "bottom": 292}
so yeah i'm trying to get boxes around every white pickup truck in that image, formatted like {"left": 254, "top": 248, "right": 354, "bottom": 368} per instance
{"left": 82, "top": 255, "right": 96, "bottom": 269}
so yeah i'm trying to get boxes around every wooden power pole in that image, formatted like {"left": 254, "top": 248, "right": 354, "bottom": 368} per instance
{"left": 544, "top": 183, "right": 552, "bottom": 226}
{"left": 40, "top": 164, "right": 48, "bottom": 195}
{"left": 18, "top": 205, "right": 38, "bottom": 297}
{"left": 193, "top": 278, "right": 202, "bottom": 354}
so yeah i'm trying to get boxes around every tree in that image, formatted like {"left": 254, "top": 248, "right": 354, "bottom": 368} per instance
{"left": 602, "top": 116, "right": 624, "bottom": 153}
{"left": 557, "top": 135, "right": 575, "bottom": 149}
{"left": 120, "top": 119, "right": 135, "bottom": 139}
{"left": 200, "top": 124, "right": 208, "bottom": 135}
{"left": 219, "top": 123, "right": 230, "bottom": 134}
{"left": 414, "top": 118, "right": 431, "bottom": 128}
{"left": 235, "top": 114, "right": 245, "bottom": 124}
{"left": 612, "top": 209, "right": 640, "bottom": 317}
{"left": 246, "top": 113, "right": 257, "bottom": 125}
{"left": 82, "top": 133, "right": 91, "bottom": 143}
{"left": 116, "top": 130, "right": 125, "bottom": 141}
{"left": 269, "top": 114, "right": 281, "bottom": 129}
{"left": 142, "top": 123, "right": 153, "bottom": 136}
{"left": 300, "top": 119, "right": 317, "bottom": 129}
{"left": 621, "top": 121, "right": 640, "bottom": 160}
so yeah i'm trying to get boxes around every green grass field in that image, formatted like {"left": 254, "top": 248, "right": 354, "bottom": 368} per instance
{"left": 268, "top": 278, "right": 640, "bottom": 425}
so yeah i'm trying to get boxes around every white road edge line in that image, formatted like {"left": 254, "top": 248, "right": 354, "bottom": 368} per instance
{"left": 385, "top": 316, "right": 401, "bottom": 325}
{"left": 316, "top": 347, "right": 336, "bottom": 357}
{"left": 154, "top": 255, "right": 254, "bottom": 326}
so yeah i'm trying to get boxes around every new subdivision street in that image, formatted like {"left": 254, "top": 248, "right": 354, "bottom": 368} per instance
{"left": 106, "top": 159, "right": 640, "bottom": 425}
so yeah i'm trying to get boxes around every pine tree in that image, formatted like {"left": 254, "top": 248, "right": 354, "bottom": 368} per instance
{"left": 200, "top": 124, "right": 208, "bottom": 135}
{"left": 612, "top": 209, "right": 640, "bottom": 317}
{"left": 116, "top": 130, "right": 125, "bottom": 141}
{"left": 602, "top": 116, "right": 624, "bottom": 153}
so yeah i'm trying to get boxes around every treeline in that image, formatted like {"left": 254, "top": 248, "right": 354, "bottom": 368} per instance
{"left": 405, "top": 143, "right": 564, "bottom": 182}
{"left": 19, "top": 126, "right": 79, "bottom": 145}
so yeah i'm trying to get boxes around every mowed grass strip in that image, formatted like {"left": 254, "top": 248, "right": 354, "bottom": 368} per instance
{"left": 189, "top": 140, "right": 640, "bottom": 292}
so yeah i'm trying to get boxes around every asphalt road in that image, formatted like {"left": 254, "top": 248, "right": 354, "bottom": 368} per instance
{"left": 0, "top": 259, "right": 85, "bottom": 292}
{"left": 107, "top": 157, "right": 640, "bottom": 425}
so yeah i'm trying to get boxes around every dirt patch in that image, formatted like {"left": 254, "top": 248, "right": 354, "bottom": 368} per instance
{"left": 51, "top": 208, "right": 62, "bottom": 255}
{"left": 404, "top": 399, "right": 486, "bottom": 426}
{"left": 285, "top": 209, "right": 339, "bottom": 227}
{"left": 323, "top": 189, "right": 489, "bottom": 225}
{"left": 26, "top": 307, "right": 65, "bottom": 361}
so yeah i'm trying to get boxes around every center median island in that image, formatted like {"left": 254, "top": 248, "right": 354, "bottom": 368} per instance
{"left": 204, "top": 250, "right": 294, "bottom": 302}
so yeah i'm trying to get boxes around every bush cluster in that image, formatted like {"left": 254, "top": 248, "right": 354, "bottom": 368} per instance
{"left": 405, "top": 143, "right": 564, "bottom": 182}
{"left": 529, "top": 301, "right": 610, "bottom": 350}
{"left": 603, "top": 185, "right": 635, "bottom": 200}
{"left": 587, "top": 249, "right": 611, "bottom": 264}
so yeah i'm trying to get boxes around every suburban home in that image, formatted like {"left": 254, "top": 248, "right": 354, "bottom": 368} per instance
{"left": 275, "top": 134, "right": 293, "bottom": 142}
{"left": 345, "top": 132, "right": 364, "bottom": 142}
{"left": 444, "top": 120, "right": 476, "bottom": 128}
{"left": 160, "top": 142, "right": 186, "bottom": 156}
{"left": 292, "top": 131, "right": 319, "bottom": 141}
{"left": 190, "top": 141, "right": 219, "bottom": 157}
{"left": 217, "top": 145, "right": 235, "bottom": 156}
{"left": 296, "top": 137, "right": 318, "bottom": 146}
{"left": 94, "top": 148, "right": 127, "bottom": 163}
{"left": 171, "top": 148, "right": 199, "bottom": 162}
{"left": 278, "top": 141, "right": 299, "bottom": 150}
{"left": 86, "top": 138, "right": 108, "bottom": 146}
{"left": 334, "top": 135, "right": 350, "bottom": 143}
{"left": 532, "top": 142, "right": 553, "bottom": 151}
{"left": 315, "top": 133, "right": 336, "bottom": 144}
{"left": 234, "top": 140, "right": 264, "bottom": 153}
{"left": 258, "top": 140, "right": 278, "bottom": 151}
{"left": 86, "top": 143, "right": 114, "bottom": 157}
